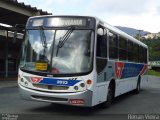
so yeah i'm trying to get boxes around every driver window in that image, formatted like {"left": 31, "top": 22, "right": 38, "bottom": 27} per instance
{"left": 96, "top": 26, "right": 107, "bottom": 58}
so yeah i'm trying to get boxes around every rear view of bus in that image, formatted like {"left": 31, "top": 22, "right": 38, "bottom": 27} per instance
{"left": 18, "top": 16, "right": 96, "bottom": 106}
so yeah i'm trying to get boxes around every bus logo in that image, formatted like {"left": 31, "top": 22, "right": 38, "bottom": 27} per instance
{"left": 115, "top": 62, "right": 124, "bottom": 79}
{"left": 30, "top": 77, "right": 43, "bottom": 83}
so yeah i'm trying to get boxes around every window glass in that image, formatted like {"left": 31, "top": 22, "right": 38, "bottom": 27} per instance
{"left": 109, "top": 32, "right": 118, "bottom": 59}
{"left": 145, "top": 48, "right": 148, "bottom": 63}
{"left": 119, "top": 37, "right": 127, "bottom": 60}
{"left": 141, "top": 47, "right": 147, "bottom": 63}
{"left": 133, "top": 44, "right": 139, "bottom": 62}
{"left": 96, "top": 26, "right": 108, "bottom": 74}
{"left": 96, "top": 28, "right": 107, "bottom": 58}
{"left": 139, "top": 46, "right": 144, "bottom": 63}
{"left": 128, "top": 41, "right": 134, "bottom": 62}
{"left": 20, "top": 29, "right": 94, "bottom": 74}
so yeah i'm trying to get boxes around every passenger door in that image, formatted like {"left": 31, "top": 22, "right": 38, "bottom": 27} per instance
{"left": 95, "top": 25, "right": 108, "bottom": 104}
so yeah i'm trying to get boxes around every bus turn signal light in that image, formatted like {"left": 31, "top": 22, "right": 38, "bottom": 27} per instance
{"left": 87, "top": 79, "right": 92, "bottom": 85}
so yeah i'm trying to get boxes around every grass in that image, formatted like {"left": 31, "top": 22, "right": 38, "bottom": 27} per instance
{"left": 148, "top": 70, "right": 160, "bottom": 77}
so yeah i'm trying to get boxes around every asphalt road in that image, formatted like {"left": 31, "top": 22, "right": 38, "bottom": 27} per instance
{"left": 0, "top": 76, "right": 160, "bottom": 120}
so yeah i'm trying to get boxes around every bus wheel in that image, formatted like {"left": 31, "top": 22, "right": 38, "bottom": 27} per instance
{"left": 101, "top": 84, "right": 114, "bottom": 108}
{"left": 134, "top": 77, "right": 141, "bottom": 94}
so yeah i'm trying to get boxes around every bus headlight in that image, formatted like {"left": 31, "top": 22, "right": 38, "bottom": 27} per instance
{"left": 21, "top": 78, "right": 24, "bottom": 82}
{"left": 73, "top": 82, "right": 87, "bottom": 92}
{"left": 24, "top": 81, "right": 28, "bottom": 86}
{"left": 80, "top": 83, "right": 85, "bottom": 88}
{"left": 74, "top": 86, "right": 79, "bottom": 90}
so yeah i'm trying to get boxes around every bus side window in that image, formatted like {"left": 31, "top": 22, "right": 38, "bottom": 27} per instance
{"left": 134, "top": 44, "right": 139, "bottom": 62}
{"left": 139, "top": 46, "right": 143, "bottom": 63}
{"left": 96, "top": 27, "right": 107, "bottom": 58}
{"left": 119, "top": 36, "right": 127, "bottom": 61}
{"left": 139, "top": 47, "right": 147, "bottom": 63}
{"left": 109, "top": 31, "right": 118, "bottom": 59}
{"left": 128, "top": 41, "right": 134, "bottom": 62}
{"left": 144, "top": 48, "right": 148, "bottom": 63}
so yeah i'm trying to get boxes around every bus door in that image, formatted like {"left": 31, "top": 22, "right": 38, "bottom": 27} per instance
{"left": 95, "top": 26, "right": 108, "bottom": 103}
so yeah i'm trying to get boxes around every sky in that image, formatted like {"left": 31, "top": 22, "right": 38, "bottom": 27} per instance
{"left": 18, "top": 0, "right": 160, "bottom": 33}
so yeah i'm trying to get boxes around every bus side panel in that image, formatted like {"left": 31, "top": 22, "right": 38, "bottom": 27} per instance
{"left": 93, "top": 61, "right": 148, "bottom": 105}
{"left": 93, "top": 82, "right": 109, "bottom": 105}
{"left": 141, "top": 74, "right": 148, "bottom": 87}
{"left": 92, "top": 60, "right": 115, "bottom": 106}
{"left": 114, "top": 62, "right": 148, "bottom": 97}
{"left": 115, "top": 77, "right": 137, "bottom": 97}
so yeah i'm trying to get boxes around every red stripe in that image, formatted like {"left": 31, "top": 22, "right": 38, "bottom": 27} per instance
{"left": 140, "top": 64, "right": 148, "bottom": 75}
{"left": 30, "top": 77, "right": 43, "bottom": 83}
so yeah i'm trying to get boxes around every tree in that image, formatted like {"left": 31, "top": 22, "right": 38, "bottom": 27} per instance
{"left": 142, "top": 38, "right": 160, "bottom": 61}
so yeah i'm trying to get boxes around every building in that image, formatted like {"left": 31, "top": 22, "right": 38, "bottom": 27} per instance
{"left": 0, "top": 0, "right": 51, "bottom": 79}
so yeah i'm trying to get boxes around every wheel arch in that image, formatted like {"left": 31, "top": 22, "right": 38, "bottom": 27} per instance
{"left": 108, "top": 79, "right": 116, "bottom": 98}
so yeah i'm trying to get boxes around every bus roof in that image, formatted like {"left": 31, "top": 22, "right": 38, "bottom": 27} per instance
{"left": 28, "top": 15, "right": 148, "bottom": 48}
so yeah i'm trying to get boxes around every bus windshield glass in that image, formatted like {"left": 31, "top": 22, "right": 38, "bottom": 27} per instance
{"left": 20, "top": 28, "right": 94, "bottom": 75}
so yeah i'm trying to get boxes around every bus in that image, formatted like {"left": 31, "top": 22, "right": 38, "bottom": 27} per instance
{"left": 17, "top": 15, "right": 148, "bottom": 107}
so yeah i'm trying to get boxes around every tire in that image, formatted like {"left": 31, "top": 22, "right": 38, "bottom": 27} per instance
{"left": 101, "top": 84, "right": 114, "bottom": 108}
{"left": 134, "top": 77, "right": 141, "bottom": 94}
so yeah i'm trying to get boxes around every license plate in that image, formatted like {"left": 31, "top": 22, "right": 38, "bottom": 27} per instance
{"left": 35, "top": 62, "right": 48, "bottom": 71}
{"left": 69, "top": 99, "right": 85, "bottom": 105}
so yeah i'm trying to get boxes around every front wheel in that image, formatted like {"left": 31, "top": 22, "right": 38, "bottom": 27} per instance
{"left": 101, "top": 84, "right": 114, "bottom": 108}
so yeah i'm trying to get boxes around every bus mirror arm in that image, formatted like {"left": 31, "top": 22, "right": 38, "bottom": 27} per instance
{"left": 13, "top": 30, "right": 17, "bottom": 43}
{"left": 13, "top": 24, "right": 25, "bottom": 43}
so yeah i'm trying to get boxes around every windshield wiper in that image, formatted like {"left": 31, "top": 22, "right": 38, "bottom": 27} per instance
{"left": 39, "top": 26, "right": 47, "bottom": 56}
{"left": 56, "top": 26, "right": 75, "bottom": 56}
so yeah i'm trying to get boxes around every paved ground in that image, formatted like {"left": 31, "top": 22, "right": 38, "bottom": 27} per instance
{"left": 0, "top": 80, "right": 17, "bottom": 89}
{"left": 0, "top": 76, "right": 160, "bottom": 120}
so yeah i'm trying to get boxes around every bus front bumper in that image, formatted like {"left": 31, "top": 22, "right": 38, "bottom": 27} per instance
{"left": 18, "top": 84, "right": 93, "bottom": 107}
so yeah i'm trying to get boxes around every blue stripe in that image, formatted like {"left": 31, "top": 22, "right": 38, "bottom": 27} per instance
{"left": 39, "top": 78, "right": 81, "bottom": 86}
{"left": 121, "top": 63, "right": 144, "bottom": 79}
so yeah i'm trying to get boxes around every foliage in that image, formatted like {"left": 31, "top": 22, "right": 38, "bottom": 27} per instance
{"left": 141, "top": 38, "right": 160, "bottom": 61}
{"left": 148, "top": 70, "right": 160, "bottom": 77}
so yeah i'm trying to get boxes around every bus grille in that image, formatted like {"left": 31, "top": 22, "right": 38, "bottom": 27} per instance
{"left": 31, "top": 95, "right": 68, "bottom": 102}
{"left": 32, "top": 84, "right": 69, "bottom": 90}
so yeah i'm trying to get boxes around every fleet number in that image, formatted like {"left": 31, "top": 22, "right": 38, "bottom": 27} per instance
{"left": 57, "top": 80, "right": 68, "bottom": 85}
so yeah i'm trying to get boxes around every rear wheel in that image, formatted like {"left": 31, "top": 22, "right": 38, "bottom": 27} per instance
{"left": 134, "top": 77, "right": 141, "bottom": 94}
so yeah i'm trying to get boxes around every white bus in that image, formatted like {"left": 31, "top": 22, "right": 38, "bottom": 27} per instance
{"left": 18, "top": 15, "right": 148, "bottom": 107}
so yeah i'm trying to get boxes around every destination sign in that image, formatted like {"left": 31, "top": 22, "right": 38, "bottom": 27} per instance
{"left": 28, "top": 16, "right": 95, "bottom": 29}
{"left": 47, "top": 18, "right": 87, "bottom": 27}
{"left": 32, "top": 19, "right": 44, "bottom": 27}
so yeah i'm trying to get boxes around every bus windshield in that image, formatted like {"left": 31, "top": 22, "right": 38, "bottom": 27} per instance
{"left": 20, "top": 28, "right": 94, "bottom": 75}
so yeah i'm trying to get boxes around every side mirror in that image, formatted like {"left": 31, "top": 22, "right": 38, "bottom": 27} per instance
{"left": 97, "top": 28, "right": 104, "bottom": 36}
{"left": 13, "top": 24, "right": 25, "bottom": 43}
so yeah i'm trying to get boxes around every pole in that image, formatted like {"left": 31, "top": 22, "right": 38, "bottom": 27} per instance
{"left": 5, "top": 30, "right": 8, "bottom": 78}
